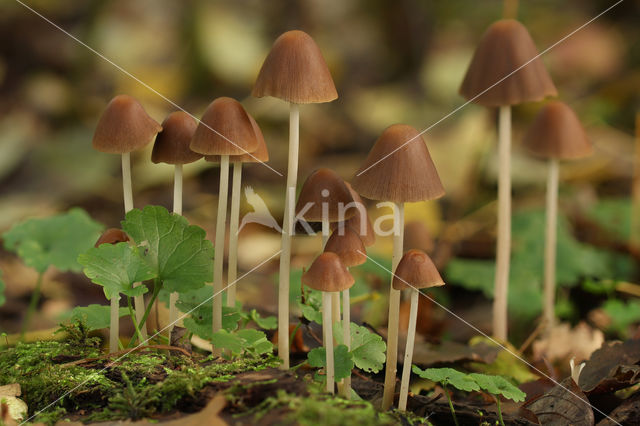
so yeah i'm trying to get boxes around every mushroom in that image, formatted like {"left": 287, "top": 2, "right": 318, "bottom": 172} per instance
{"left": 206, "top": 114, "right": 270, "bottom": 308}
{"left": 94, "top": 228, "right": 132, "bottom": 352}
{"left": 332, "top": 182, "right": 376, "bottom": 247}
{"left": 190, "top": 97, "right": 258, "bottom": 353}
{"left": 324, "top": 227, "right": 367, "bottom": 398}
{"left": 92, "top": 94, "right": 161, "bottom": 352}
{"left": 522, "top": 101, "right": 592, "bottom": 332}
{"left": 459, "top": 19, "right": 556, "bottom": 340}
{"left": 351, "top": 124, "right": 444, "bottom": 410}
{"left": 295, "top": 168, "right": 355, "bottom": 358}
{"left": 152, "top": 111, "right": 202, "bottom": 336}
{"left": 392, "top": 249, "right": 445, "bottom": 411}
{"left": 253, "top": 30, "right": 338, "bottom": 369}
{"left": 302, "top": 252, "right": 354, "bottom": 394}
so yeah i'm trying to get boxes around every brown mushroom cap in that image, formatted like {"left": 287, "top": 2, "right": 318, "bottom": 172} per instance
{"left": 152, "top": 112, "right": 202, "bottom": 165}
{"left": 403, "top": 221, "right": 434, "bottom": 254}
{"left": 92, "top": 95, "right": 162, "bottom": 154}
{"left": 190, "top": 97, "right": 259, "bottom": 156}
{"left": 204, "top": 114, "right": 269, "bottom": 163}
{"left": 324, "top": 227, "right": 367, "bottom": 267}
{"left": 252, "top": 30, "right": 338, "bottom": 104}
{"left": 351, "top": 124, "right": 445, "bottom": 203}
{"left": 331, "top": 182, "right": 375, "bottom": 246}
{"left": 302, "top": 252, "right": 355, "bottom": 292}
{"left": 95, "top": 228, "right": 130, "bottom": 247}
{"left": 392, "top": 249, "right": 444, "bottom": 291}
{"left": 459, "top": 19, "right": 557, "bottom": 107}
{"left": 522, "top": 101, "right": 592, "bottom": 160}
{"left": 295, "top": 168, "right": 356, "bottom": 222}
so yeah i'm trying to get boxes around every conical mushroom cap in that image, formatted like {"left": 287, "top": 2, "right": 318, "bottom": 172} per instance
{"left": 204, "top": 114, "right": 269, "bottom": 163}
{"left": 392, "top": 249, "right": 444, "bottom": 291}
{"left": 295, "top": 168, "right": 356, "bottom": 222}
{"left": 351, "top": 124, "right": 445, "bottom": 203}
{"left": 252, "top": 30, "right": 338, "bottom": 104}
{"left": 523, "top": 101, "right": 592, "bottom": 160}
{"left": 403, "top": 221, "right": 434, "bottom": 254}
{"left": 459, "top": 19, "right": 557, "bottom": 107}
{"left": 190, "top": 97, "right": 259, "bottom": 156}
{"left": 324, "top": 227, "right": 367, "bottom": 267}
{"left": 332, "top": 182, "right": 375, "bottom": 246}
{"left": 152, "top": 112, "right": 202, "bottom": 165}
{"left": 92, "top": 95, "right": 162, "bottom": 154}
{"left": 95, "top": 228, "right": 130, "bottom": 247}
{"left": 302, "top": 252, "right": 354, "bottom": 292}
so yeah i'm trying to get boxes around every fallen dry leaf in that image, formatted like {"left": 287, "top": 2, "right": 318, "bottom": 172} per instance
{"left": 532, "top": 322, "right": 604, "bottom": 364}
{"left": 579, "top": 339, "right": 640, "bottom": 394}
{"left": 523, "top": 377, "right": 594, "bottom": 426}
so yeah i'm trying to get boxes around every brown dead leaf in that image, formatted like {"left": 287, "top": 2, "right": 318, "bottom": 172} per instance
{"left": 579, "top": 339, "right": 640, "bottom": 394}
{"left": 523, "top": 377, "right": 594, "bottom": 426}
{"left": 532, "top": 322, "right": 604, "bottom": 364}
{"left": 596, "top": 392, "right": 640, "bottom": 425}
{"left": 412, "top": 339, "right": 499, "bottom": 366}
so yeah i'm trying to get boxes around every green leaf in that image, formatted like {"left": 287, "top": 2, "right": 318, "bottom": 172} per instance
{"left": 122, "top": 206, "right": 214, "bottom": 293}
{"left": 237, "top": 329, "right": 273, "bottom": 355}
{"left": 468, "top": 337, "right": 539, "bottom": 383}
{"left": 299, "top": 288, "right": 323, "bottom": 324}
{"left": 334, "top": 322, "right": 387, "bottom": 373}
{"left": 69, "top": 304, "right": 128, "bottom": 331}
{"left": 178, "top": 286, "right": 242, "bottom": 340}
{"left": 412, "top": 366, "right": 480, "bottom": 392}
{"left": 307, "top": 345, "right": 354, "bottom": 380}
{"left": 249, "top": 309, "right": 277, "bottom": 330}
{"left": 468, "top": 373, "right": 526, "bottom": 402}
{"left": 211, "top": 329, "right": 244, "bottom": 353}
{"left": 211, "top": 329, "right": 273, "bottom": 357}
{"left": 3, "top": 208, "right": 103, "bottom": 273}
{"left": 78, "top": 242, "right": 155, "bottom": 299}
{"left": 602, "top": 299, "right": 640, "bottom": 338}
{"left": 586, "top": 198, "right": 631, "bottom": 241}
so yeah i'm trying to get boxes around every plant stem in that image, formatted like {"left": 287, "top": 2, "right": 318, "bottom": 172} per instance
{"left": 444, "top": 385, "right": 460, "bottom": 426}
{"left": 109, "top": 294, "right": 120, "bottom": 353}
{"left": 227, "top": 161, "right": 243, "bottom": 308}
{"left": 493, "top": 105, "right": 511, "bottom": 341}
{"left": 398, "top": 288, "right": 419, "bottom": 411}
{"left": 382, "top": 202, "right": 405, "bottom": 410}
{"left": 342, "top": 288, "right": 351, "bottom": 399}
{"left": 278, "top": 102, "right": 300, "bottom": 370}
{"left": 129, "top": 280, "right": 161, "bottom": 348}
{"left": 289, "top": 322, "right": 302, "bottom": 348}
{"left": 213, "top": 155, "right": 230, "bottom": 356}
{"left": 496, "top": 396, "right": 505, "bottom": 426}
{"left": 21, "top": 272, "right": 44, "bottom": 340}
{"left": 543, "top": 158, "right": 559, "bottom": 333}
{"left": 127, "top": 296, "right": 145, "bottom": 345}
{"left": 322, "top": 291, "right": 334, "bottom": 394}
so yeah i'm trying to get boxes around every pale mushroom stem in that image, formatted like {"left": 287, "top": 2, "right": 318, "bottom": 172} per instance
{"left": 341, "top": 287, "right": 351, "bottom": 399}
{"left": 168, "top": 164, "right": 184, "bottom": 338}
{"left": 323, "top": 217, "right": 342, "bottom": 391}
{"left": 493, "top": 105, "right": 511, "bottom": 341}
{"left": 278, "top": 103, "right": 299, "bottom": 369}
{"left": 121, "top": 152, "right": 147, "bottom": 348}
{"left": 382, "top": 202, "right": 405, "bottom": 410}
{"left": 398, "top": 288, "right": 419, "bottom": 411}
{"left": 227, "top": 161, "right": 243, "bottom": 308}
{"left": 322, "top": 291, "right": 335, "bottom": 394}
{"left": 213, "top": 155, "right": 230, "bottom": 356}
{"left": 543, "top": 158, "right": 559, "bottom": 333}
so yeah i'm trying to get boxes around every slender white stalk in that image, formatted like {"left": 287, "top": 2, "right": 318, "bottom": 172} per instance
{"left": 322, "top": 218, "right": 341, "bottom": 345}
{"left": 109, "top": 295, "right": 120, "bottom": 353}
{"left": 227, "top": 161, "right": 243, "bottom": 308}
{"left": 342, "top": 288, "right": 351, "bottom": 399}
{"left": 278, "top": 103, "right": 299, "bottom": 369}
{"left": 494, "top": 105, "right": 511, "bottom": 341}
{"left": 168, "top": 164, "right": 184, "bottom": 338}
{"left": 398, "top": 289, "right": 419, "bottom": 411}
{"left": 543, "top": 159, "right": 559, "bottom": 333}
{"left": 322, "top": 291, "right": 335, "bottom": 394}
{"left": 212, "top": 155, "right": 230, "bottom": 356}
{"left": 382, "top": 202, "right": 405, "bottom": 410}
{"left": 122, "top": 152, "right": 147, "bottom": 343}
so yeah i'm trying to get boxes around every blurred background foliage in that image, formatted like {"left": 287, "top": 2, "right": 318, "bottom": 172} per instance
{"left": 0, "top": 0, "right": 639, "bottom": 346}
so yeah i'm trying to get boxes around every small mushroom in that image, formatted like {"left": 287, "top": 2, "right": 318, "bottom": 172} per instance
{"left": 459, "top": 19, "right": 557, "bottom": 341}
{"left": 94, "top": 228, "right": 132, "bottom": 352}
{"left": 206, "top": 113, "right": 270, "bottom": 309}
{"left": 522, "top": 101, "right": 592, "bottom": 333}
{"left": 93, "top": 94, "right": 161, "bottom": 352}
{"left": 302, "top": 252, "right": 354, "bottom": 394}
{"left": 190, "top": 97, "right": 258, "bottom": 354}
{"left": 253, "top": 30, "right": 338, "bottom": 369}
{"left": 352, "top": 123, "right": 444, "bottom": 410}
{"left": 152, "top": 111, "right": 201, "bottom": 336}
{"left": 332, "top": 182, "right": 376, "bottom": 247}
{"left": 393, "top": 249, "right": 444, "bottom": 411}
{"left": 324, "top": 227, "right": 367, "bottom": 398}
